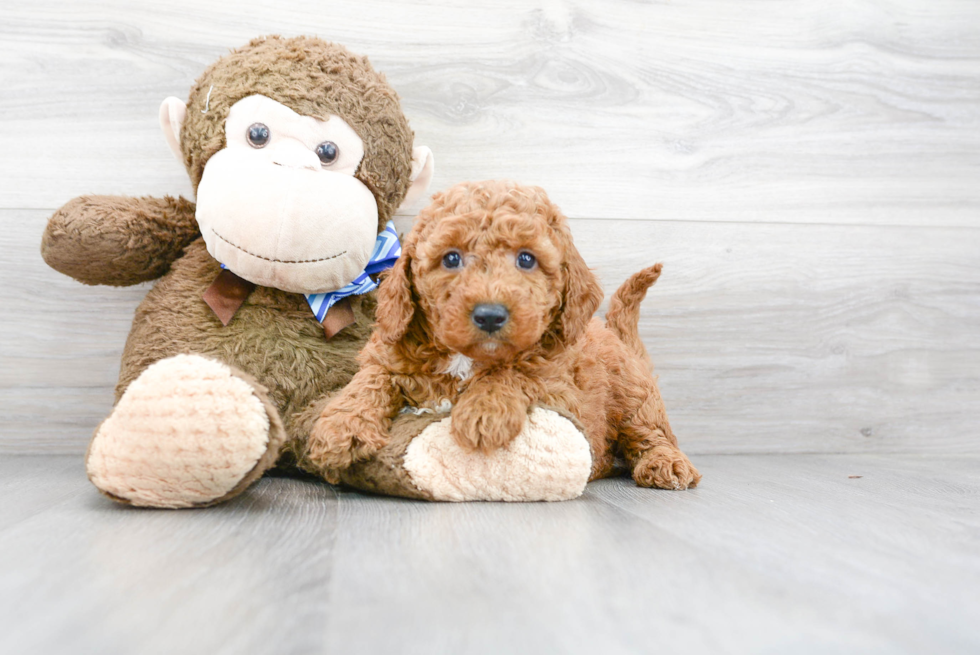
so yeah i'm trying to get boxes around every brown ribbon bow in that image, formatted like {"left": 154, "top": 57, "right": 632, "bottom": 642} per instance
{"left": 203, "top": 269, "right": 355, "bottom": 339}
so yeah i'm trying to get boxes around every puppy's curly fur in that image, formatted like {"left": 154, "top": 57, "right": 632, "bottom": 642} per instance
{"left": 307, "top": 180, "right": 701, "bottom": 490}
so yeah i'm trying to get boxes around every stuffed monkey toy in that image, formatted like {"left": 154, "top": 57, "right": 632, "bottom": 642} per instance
{"left": 41, "top": 36, "right": 592, "bottom": 507}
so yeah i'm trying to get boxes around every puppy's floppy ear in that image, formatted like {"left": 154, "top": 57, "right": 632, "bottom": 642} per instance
{"left": 558, "top": 244, "right": 604, "bottom": 345}
{"left": 375, "top": 245, "right": 415, "bottom": 344}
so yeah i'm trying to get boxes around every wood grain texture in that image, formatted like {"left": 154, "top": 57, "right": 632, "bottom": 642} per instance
{"left": 3, "top": 2, "right": 979, "bottom": 455}
{"left": 0, "top": 454, "right": 976, "bottom": 654}
{"left": 1, "top": 0, "right": 979, "bottom": 225}
{"left": 5, "top": 209, "right": 978, "bottom": 455}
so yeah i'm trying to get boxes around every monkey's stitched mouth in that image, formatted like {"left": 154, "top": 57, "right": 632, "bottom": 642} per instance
{"left": 211, "top": 228, "right": 347, "bottom": 264}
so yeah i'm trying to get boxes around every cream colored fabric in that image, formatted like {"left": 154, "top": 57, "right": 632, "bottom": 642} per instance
{"left": 403, "top": 408, "right": 592, "bottom": 502}
{"left": 399, "top": 145, "right": 435, "bottom": 209}
{"left": 158, "top": 96, "right": 186, "bottom": 161}
{"left": 194, "top": 94, "right": 379, "bottom": 295}
{"left": 223, "top": 95, "right": 366, "bottom": 176}
{"left": 196, "top": 149, "right": 379, "bottom": 294}
{"left": 86, "top": 355, "right": 271, "bottom": 508}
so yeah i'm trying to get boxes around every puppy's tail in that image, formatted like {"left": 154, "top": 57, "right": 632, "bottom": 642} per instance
{"left": 606, "top": 263, "right": 663, "bottom": 365}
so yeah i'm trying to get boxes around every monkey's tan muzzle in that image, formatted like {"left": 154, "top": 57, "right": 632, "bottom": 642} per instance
{"left": 196, "top": 149, "right": 379, "bottom": 294}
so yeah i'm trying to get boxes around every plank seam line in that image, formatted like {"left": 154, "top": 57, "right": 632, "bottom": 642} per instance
{"left": 7, "top": 208, "right": 979, "bottom": 232}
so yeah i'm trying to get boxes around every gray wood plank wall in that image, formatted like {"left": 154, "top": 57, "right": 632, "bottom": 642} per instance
{"left": 2, "top": 0, "right": 978, "bottom": 455}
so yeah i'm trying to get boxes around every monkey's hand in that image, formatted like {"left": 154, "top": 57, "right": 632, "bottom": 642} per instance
{"left": 41, "top": 195, "right": 200, "bottom": 286}
{"left": 450, "top": 380, "right": 529, "bottom": 454}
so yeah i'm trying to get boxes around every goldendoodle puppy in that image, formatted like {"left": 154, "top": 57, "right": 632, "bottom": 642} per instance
{"left": 307, "top": 180, "right": 701, "bottom": 490}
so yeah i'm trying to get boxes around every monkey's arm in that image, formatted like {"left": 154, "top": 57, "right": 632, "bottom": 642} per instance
{"left": 41, "top": 195, "right": 200, "bottom": 286}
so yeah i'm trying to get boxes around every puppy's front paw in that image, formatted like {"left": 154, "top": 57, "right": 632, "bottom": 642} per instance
{"left": 633, "top": 446, "right": 702, "bottom": 490}
{"left": 307, "top": 411, "right": 389, "bottom": 474}
{"left": 450, "top": 394, "right": 527, "bottom": 454}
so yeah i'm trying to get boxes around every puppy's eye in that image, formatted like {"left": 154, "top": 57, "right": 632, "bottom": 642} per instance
{"left": 246, "top": 123, "right": 270, "bottom": 148}
{"left": 442, "top": 251, "right": 463, "bottom": 269}
{"left": 315, "top": 141, "right": 339, "bottom": 165}
{"left": 516, "top": 251, "right": 537, "bottom": 270}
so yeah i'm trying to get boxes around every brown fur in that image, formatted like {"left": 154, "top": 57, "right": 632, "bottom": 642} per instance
{"left": 40, "top": 36, "right": 431, "bottom": 501}
{"left": 41, "top": 195, "right": 199, "bottom": 287}
{"left": 308, "top": 180, "right": 701, "bottom": 490}
{"left": 117, "top": 238, "right": 373, "bottom": 422}
{"left": 286, "top": 392, "right": 439, "bottom": 499}
{"left": 606, "top": 264, "right": 663, "bottom": 369}
{"left": 181, "top": 35, "right": 414, "bottom": 232}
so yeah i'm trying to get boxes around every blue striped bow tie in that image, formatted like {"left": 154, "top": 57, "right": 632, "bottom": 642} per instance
{"left": 305, "top": 221, "right": 401, "bottom": 321}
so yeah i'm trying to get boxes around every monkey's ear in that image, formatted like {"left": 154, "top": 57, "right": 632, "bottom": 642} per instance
{"left": 398, "top": 146, "right": 435, "bottom": 209}
{"left": 374, "top": 251, "right": 415, "bottom": 344}
{"left": 159, "top": 97, "right": 187, "bottom": 161}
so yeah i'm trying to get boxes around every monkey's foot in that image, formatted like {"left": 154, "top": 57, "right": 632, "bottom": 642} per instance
{"left": 86, "top": 354, "right": 284, "bottom": 508}
{"left": 402, "top": 408, "right": 592, "bottom": 501}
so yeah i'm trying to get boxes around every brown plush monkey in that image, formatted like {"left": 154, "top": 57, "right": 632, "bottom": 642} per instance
{"left": 40, "top": 36, "right": 442, "bottom": 507}
{"left": 43, "top": 36, "right": 593, "bottom": 506}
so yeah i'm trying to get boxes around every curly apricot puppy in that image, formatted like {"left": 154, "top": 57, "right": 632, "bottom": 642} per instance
{"left": 307, "top": 180, "right": 701, "bottom": 490}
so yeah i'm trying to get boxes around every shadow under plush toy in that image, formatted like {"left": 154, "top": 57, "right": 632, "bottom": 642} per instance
{"left": 307, "top": 180, "right": 701, "bottom": 497}
{"left": 41, "top": 36, "right": 598, "bottom": 507}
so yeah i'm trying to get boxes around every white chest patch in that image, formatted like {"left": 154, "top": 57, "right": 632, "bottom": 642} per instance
{"left": 443, "top": 353, "right": 474, "bottom": 381}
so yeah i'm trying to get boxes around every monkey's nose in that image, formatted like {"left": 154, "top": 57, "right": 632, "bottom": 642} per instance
{"left": 471, "top": 304, "right": 509, "bottom": 334}
{"left": 268, "top": 142, "right": 321, "bottom": 171}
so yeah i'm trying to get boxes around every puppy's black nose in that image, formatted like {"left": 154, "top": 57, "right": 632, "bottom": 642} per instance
{"left": 471, "top": 304, "right": 509, "bottom": 334}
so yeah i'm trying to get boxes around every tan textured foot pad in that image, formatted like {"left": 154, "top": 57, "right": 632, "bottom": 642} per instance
{"left": 403, "top": 408, "right": 592, "bottom": 502}
{"left": 87, "top": 354, "right": 272, "bottom": 508}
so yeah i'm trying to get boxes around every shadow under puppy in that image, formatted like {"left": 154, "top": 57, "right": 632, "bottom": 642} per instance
{"left": 307, "top": 180, "right": 701, "bottom": 490}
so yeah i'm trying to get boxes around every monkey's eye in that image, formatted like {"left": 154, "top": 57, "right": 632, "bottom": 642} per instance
{"left": 246, "top": 123, "right": 270, "bottom": 148}
{"left": 516, "top": 251, "right": 537, "bottom": 270}
{"left": 442, "top": 251, "right": 463, "bottom": 270}
{"left": 315, "top": 141, "right": 339, "bottom": 165}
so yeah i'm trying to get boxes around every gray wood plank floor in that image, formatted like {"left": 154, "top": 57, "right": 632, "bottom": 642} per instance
{"left": 3, "top": 3, "right": 979, "bottom": 652}
{"left": 1, "top": 454, "right": 976, "bottom": 655}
